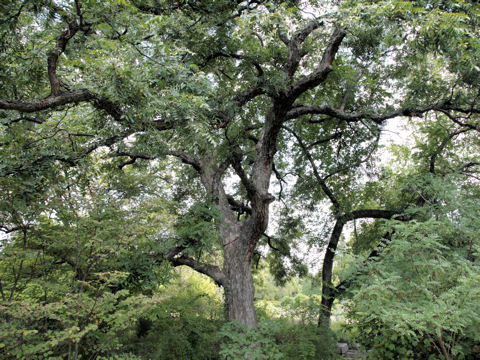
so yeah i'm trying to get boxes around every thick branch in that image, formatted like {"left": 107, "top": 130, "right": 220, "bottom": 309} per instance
{"left": 285, "top": 19, "right": 323, "bottom": 79}
{"left": 47, "top": 20, "right": 80, "bottom": 96}
{"left": 0, "top": 90, "right": 95, "bottom": 113}
{"left": 166, "top": 150, "right": 202, "bottom": 172}
{"left": 319, "top": 208, "right": 402, "bottom": 325}
{"left": 231, "top": 156, "right": 258, "bottom": 201}
{"left": 226, "top": 195, "right": 252, "bottom": 215}
{"left": 289, "top": 28, "right": 346, "bottom": 100}
{"left": 233, "top": 85, "right": 266, "bottom": 108}
{"left": 346, "top": 209, "right": 401, "bottom": 222}
{"left": 170, "top": 255, "right": 225, "bottom": 286}
{"left": 164, "top": 246, "right": 225, "bottom": 286}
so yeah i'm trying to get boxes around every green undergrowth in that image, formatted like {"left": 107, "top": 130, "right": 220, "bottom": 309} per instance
{"left": 124, "top": 318, "right": 339, "bottom": 360}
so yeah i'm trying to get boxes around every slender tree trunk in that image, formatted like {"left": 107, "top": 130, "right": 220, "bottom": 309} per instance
{"left": 318, "top": 289, "right": 334, "bottom": 328}
{"left": 437, "top": 335, "right": 453, "bottom": 360}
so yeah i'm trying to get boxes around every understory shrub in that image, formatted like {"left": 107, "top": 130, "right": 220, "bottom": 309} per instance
{"left": 219, "top": 319, "right": 338, "bottom": 360}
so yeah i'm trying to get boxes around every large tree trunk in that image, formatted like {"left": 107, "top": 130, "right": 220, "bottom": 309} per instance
{"left": 223, "top": 246, "right": 257, "bottom": 329}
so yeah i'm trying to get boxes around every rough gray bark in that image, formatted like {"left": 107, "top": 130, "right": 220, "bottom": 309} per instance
{"left": 223, "top": 237, "right": 258, "bottom": 328}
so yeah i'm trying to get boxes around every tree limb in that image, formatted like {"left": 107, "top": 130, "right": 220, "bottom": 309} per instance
{"left": 429, "top": 127, "right": 470, "bottom": 174}
{"left": 283, "top": 125, "right": 340, "bottom": 212}
{"left": 286, "top": 103, "right": 480, "bottom": 124}
{"left": 289, "top": 28, "right": 346, "bottom": 100}
{"left": 165, "top": 150, "right": 202, "bottom": 172}
{"left": 226, "top": 195, "right": 252, "bottom": 215}
{"left": 0, "top": 90, "right": 95, "bottom": 113}
{"left": 164, "top": 246, "right": 225, "bottom": 286}
{"left": 319, "top": 208, "right": 402, "bottom": 325}
{"left": 284, "top": 19, "right": 323, "bottom": 79}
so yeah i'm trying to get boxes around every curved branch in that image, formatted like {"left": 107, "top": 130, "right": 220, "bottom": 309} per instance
{"left": 285, "top": 19, "right": 323, "bottom": 79}
{"left": 319, "top": 208, "right": 402, "bottom": 326}
{"left": 47, "top": 19, "right": 80, "bottom": 96}
{"left": 429, "top": 127, "right": 470, "bottom": 174}
{"left": 263, "top": 233, "right": 280, "bottom": 252}
{"left": 164, "top": 246, "right": 225, "bottom": 286}
{"left": 286, "top": 103, "right": 480, "bottom": 125}
{"left": 283, "top": 125, "right": 340, "bottom": 212}
{"left": 170, "top": 255, "right": 225, "bottom": 286}
{"left": 289, "top": 28, "right": 346, "bottom": 100}
{"left": 166, "top": 150, "right": 202, "bottom": 172}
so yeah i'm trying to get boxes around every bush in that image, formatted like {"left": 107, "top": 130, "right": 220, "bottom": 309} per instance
{"left": 346, "top": 177, "right": 480, "bottom": 360}
{"left": 219, "top": 320, "right": 338, "bottom": 360}
{"left": 130, "top": 316, "right": 222, "bottom": 360}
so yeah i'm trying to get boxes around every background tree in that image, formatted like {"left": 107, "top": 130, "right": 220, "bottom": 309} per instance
{"left": 344, "top": 172, "right": 480, "bottom": 360}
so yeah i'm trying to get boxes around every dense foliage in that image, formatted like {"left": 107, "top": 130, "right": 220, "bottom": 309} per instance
{"left": 1, "top": 0, "right": 480, "bottom": 358}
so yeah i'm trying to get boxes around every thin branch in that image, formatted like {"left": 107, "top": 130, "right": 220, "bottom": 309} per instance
{"left": 272, "top": 162, "right": 286, "bottom": 200}
{"left": 320, "top": 132, "right": 380, "bottom": 182}
{"left": 286, "top": 103, "right": 480, "bottom": 125}
{"left": 263, "top": 233, "right": 280, "bottom": 252}
{"left": 282, "top": 125, "right": 340, "bottom": 212}
{"left": 429, "top": 127, "right": 470, "bottom": 173}
{"left": 307, "top": 131, "right": 343, "bottom": 149}
{"left": 1, "top": 116, "right": 44, "bottom": 125}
